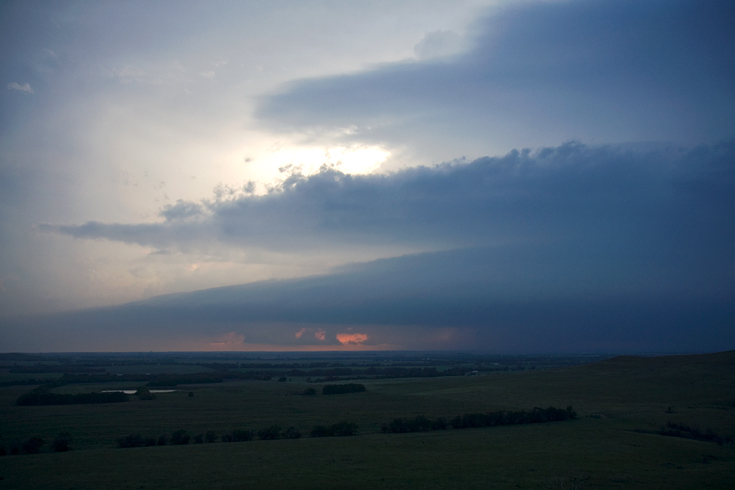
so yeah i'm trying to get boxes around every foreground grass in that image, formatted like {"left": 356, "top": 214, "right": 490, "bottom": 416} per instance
{"left": 1, "top": 419, "right": 733, "bottom": 490}
{"left": 1, "top": 351, "right": 734, "bottom": 488}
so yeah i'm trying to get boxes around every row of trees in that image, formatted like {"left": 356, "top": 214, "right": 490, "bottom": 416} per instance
{"left": 116, "top": 422, "right": 359, "bottom": 449}
{"left": 659, "top": 422, "right": 731, "bottom": 446}
{"left": 15, "top": 380, "right": 369, "bottom": 407}
{"left": 0, "top": 433, "right": 72, "bottom": 456}
{"left": 16, "top": 389, "right": 128, "bottom": 406}
{"left": 310, "top": 422, "right": 359, "bottom": 437}
{"left": 381, "top": 406, "right": 577, "bottom": 433}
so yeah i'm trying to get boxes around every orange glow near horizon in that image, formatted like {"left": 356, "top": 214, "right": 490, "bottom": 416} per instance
{"left": 336, "top": 332, "right": 368, "bottom": 345}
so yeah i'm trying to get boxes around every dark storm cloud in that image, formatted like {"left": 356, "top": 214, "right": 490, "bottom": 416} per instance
{"left": 256, "top": 0, "right": 735, "bottom": 150}
{"left": 3, "top": 242, "right": 734, "bottom": 353}
{"left": 44, "top": 141, "right": 735, "bottom": 265}
{"left": 21, "top": 139, "right": 734, "bottom": 353}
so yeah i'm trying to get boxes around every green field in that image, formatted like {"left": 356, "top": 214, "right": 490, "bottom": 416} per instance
{"left": 0, "top": 351, "right": 733, "bottom": 489}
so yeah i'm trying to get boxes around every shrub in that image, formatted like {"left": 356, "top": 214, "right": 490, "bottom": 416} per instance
{"left": 170, "top": 429, "right": 190, "bottom": 445}
{"left": 144, "top": 436, "right": 157, "bottom": 446}
{"left": 117, "top": 434, "right": 144, "bottom": 448}
{"left": 257, "top": 425, "right": 282, "bottom": 440}
{"left": 52, "top": 432, "right": 72, "bottom": 452}
{"left": 330, "top": 421, "right": 358, "bottom": 436}
{"left": 0, "top": 447, "right": 6, "bottom": 456}
{"left": 193, "top": 434, "right": 204, "bottom": 444}
{"left": 9, "top": 441, "right": 20, "bottom": 455}
{"left": 222, "top": 429, "right": 253, "bottom": 442}
{"left": 135, "top": 387, "right": 156, "bottom": 400}
{"left": 310, "top": 425, "right": 331, "bottom": 438}
{"left": 278, "top": 377, "right": 287, "bottom": 382}
{"left": 322, "top": 383, "right": 366, "bottom": 395}
{"left": 284, "top": 427, "right": 301, "bottom": 439}
{"left": 385, "top": 416, "right": 434, "bottom": 433}
{"left": 21, "top": 437, "right": 44, "bottom": 454}
{"left": 205, "top": 431, "right": 218, "bottom": 443}
{"left": 302, "top": 388, "right": 317, "bottom": 396}
{"left": 157, "top": 434, "right": 168, "bottom": 446}
{"left": 310, "top": 422, "right": 358, "bottom": 437}
{"left": 232, "top": 429, "right": 253, "bottom": 442}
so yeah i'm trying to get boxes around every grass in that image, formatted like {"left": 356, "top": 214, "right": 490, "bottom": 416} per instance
{"left": 0, "top": 351, "right": 733, "bottom": 489}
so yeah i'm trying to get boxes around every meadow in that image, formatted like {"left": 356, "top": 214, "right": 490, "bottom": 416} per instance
{"left": 0, "top": 351, "right": 733, "bottom": 489}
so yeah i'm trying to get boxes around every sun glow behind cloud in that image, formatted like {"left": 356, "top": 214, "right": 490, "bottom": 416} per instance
{"left": 214, "top": 142, "right": 391, "bottom": 197}
{"left": 255, "top": 144, "right": 390, "bottom": 188}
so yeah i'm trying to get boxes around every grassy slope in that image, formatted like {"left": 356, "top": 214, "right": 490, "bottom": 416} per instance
{"left": 0, "top": 351, "right": 733, "bottom": 489}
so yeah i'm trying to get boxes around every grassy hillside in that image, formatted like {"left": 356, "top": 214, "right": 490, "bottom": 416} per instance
{"left": 1, "top": 351, "right": 733, "bottom": 489}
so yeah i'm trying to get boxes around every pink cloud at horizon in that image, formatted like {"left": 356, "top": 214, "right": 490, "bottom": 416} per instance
{"left": 336, "top": 332, "right": 368, "bottom": 345}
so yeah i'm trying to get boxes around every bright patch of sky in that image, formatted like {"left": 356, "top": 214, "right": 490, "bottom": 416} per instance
{"left": 0, "top": 0, "right": 504, "bottom": 315}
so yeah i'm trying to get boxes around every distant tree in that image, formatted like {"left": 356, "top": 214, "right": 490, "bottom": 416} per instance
{"left": 157, "top": 434, "right": 168, "bottom": 446}
{"left": 136, "top": 386, "right": 156, "bottom": 400}
{"left": 9, "top": 440, "right": 20, "bottom": 455}
{"left": 144, "top": 436, "right": 157, "bottom": 446}
{"left": 302, "top": 388, "right": 317, "bottom": 396}
{"left": 117, "top": 434, "right": 144, "bottom": 448}
{"left": 278, "top": 377, "right": 287, "bottom": 382}
{"left": 170, "top": 429, "right": 190, "bottom": 445}
{"left": 204, "top": 431, "right": 218, "bottom": 443}
{"left": 330, "top": 422, "right": 358, "bottom": 436}
{"left": 257, "top": 425, "right": 282, "bottom": 440}
{"left": 52, "top": 432, "right": 73, "bottom": 452}
{"left": 21, "top": 436, "right": 44, "bottom": 454}
{"left": 193, "top": 433, "right": 204, "bottom": 444}
{"left": 284, "top": 427, "right": 301, "bottom": 439}
{"left": 222, "top": 429, "right": 253, "bottom": 442}
{"left": 310, "top": 425, "right": 331, "bottom": 438}
{"left": 0, "top": 447, "right": 6, "bottom": 456}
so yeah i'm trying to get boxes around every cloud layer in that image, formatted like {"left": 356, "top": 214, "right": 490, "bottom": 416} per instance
{"left": 14, "top": 140, "right": 734, "bottom": 353}
{"left": 46, "top": 141, "right": 735, "bottom": 269}
{"left": 3, "top": 240, "right": 733, "bottom": 353}
{"left": 257, "top": 0, "right": 735, "bottom": 159}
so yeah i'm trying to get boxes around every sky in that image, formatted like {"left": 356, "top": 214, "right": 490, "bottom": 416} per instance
{"left": 1, "top": 0, "right": 733, "bottom": 353}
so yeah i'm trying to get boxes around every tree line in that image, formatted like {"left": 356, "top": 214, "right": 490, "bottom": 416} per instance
{"left": 115, "top": 422, "right": 358, "bottom": 448}
{"left": 15, "top": 381, "right": 368, "bottom": 406}
{"left": 0, "top": 433, "right": 72, "bottom": 456}
{"left": 658, "top": 422, "right": 731, "bottom": 446}
{"left": 3, "top": 406, "right": 577, "bottom": 455}
{"left": 16, "top": 388, "right": 128, "bottom": 406}
{"left": 381, "top": 406, "right": 577, "bottom": 433}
